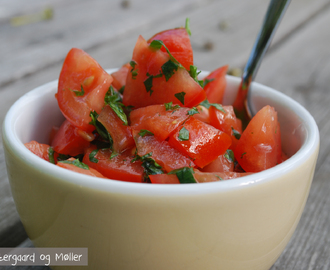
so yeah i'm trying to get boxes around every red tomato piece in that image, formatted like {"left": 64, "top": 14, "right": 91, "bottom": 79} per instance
{"left": 201, "top": 153, "right": 234, "bottom": 173}
{"left": 192, "top": 105, "right": 210, "bottom": 124}
{"left": 203, "top": 65, "right": 228, "bottom": 104}
{"left": 234, "top": 105, "right": 282, "bottom": 172}
{"left": 57, "top": 158, "right": 106, "bottom": 178}
{"left": 130, "top": 104, "right": 190, "bottom": 141}
{"left": 25, "top": 141, "right": 57, "bottom": 162}
{"left": 149, "top": 174, "right": 180, "bottom": 184}
{"left": 83, "top": 147, "right": 144, "bottom": 183}
{"left": 111, "top": 63, "right": 130, "bottom": 91}
{"left": 57, "top": 48, "right": 113, "bottom": 132}
{"left": 168, "top": 117, "right": 232, "bottom": 168}
{"left": 147, "top": 27, "right": 193, "bottom": 70}
{"left": 133, "top": 130, "right": 195, "bottom": 172}
{"left": 51, "top": 120, "right": 91, "bottom": 156}
{"left": 209, "top": 105, "right": 242, "bottom": 151}
{"left": 97, "top": 105, "right": 135, "bottom": 153}
{"left": 194, "top": 171, "right": 252, "bottom": 183}
{"left": 123, "top": 35, "right": 206, "bottom": 108}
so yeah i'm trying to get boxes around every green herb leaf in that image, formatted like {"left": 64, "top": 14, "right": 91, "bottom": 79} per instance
{"left": 161, "top": 60, "right": 179, "bottom": 81}
{"left": 241, "top": 152, "right": 247, "bottom": 159}
{"left": 59, "top": 159, "right": 89, "bottom": 170}
{"left": 139, "top": 129, "right": 154, "bottom": 137}
{"left": 149, "top": 40, "right": 163, "bottom": 51}
{"left": 130, "top": 60, "right": 138, "bottom": 79}
{"left": 57, "top": 153, "right": 71, "bottom": 162}
{"left": 48, "top": 147, "right": 55, "bottom": 164}
{"left": 224, "top": 149, "right": 235, "bottom": 163}
{"left": 104, "top": 86, "right": 128, "bottom": 125}
{"left": 89, "top": 149, "right": 99, "bottom": 163}
{"left": 89, "top": 111, "right": 113, "bottom": 147}
{"left": 168, "top": 167, "right": 196, "bottom": 184}
{"left": 231, "top": 127, "right": 241, "bottom": 140}
{"left": 188, "top": 65, "right": 203, "bottom": 87}
{"left": 72, "top": 85, "right": 85, "bottom": 96}
{"left": 110, "top": 151, "right": 118, "bottom": 159}
{"left": 178, "top": 127, "right": 189, "bottom": 141}
{"left": 215, "top": 175, "right": 223, "bottom": 181}
{"left": 144, "top": 75, "right": 154, "bottom": 95}
{"left": 118, "top": 85, "right": 125, "bottom": 94}
{"left": 185, "top": 18, "right": 191, "bottom": 36}
{"left": 199, "top": 99, "right": 226, "bottom": 113}
{"left": 203, "top": 78, "right": 215, "bottom": 88}
{"left": 164, "top": 102, "right": 180, "bottom": 111}
{"left": 174, "top": 92, "right": 186, "bottom": 105}
{"left": 132, "top": 152, "right": 164, "bottom": 182}
{"left": 187, "top": 107, "right": 199, "bottom": 116}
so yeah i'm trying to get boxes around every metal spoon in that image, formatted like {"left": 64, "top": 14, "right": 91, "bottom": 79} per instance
{"left": 233, "top": 0, "right": 291, "bottom": 126}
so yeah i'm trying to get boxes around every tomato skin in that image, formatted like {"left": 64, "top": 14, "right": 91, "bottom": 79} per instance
{"left": 133, "top": 130, "right": 195, "bottom": 172}
{"left": 57, "top": 48, "right": 113, "bottom": 132}
{"left": 204, "top": 65, "right": 228, "bottom": 104}
{"left": 130, "top": 104, "right": 190, "bottom": 141}
{"left": 201, "top": 153, "right": 234, "bottom": 173}
{"left": 147, "top": 27, "right": 193, "bottom": 70}
{"left": 57, "top": 158, "right": 106, "bottom": 178}
{"left": 234, "top": 105, "right": 282, "bottom": 172}
{"left": 83, "top": 147, "right": 144, "bottom": 183}
{"left": 168, "top": 117, "right": 232, "bottom": 168}
{"left": 97, "top": 105, "right": 135, "bottom": 153}
{"left": 149, "top": 174, "right": 180, "bottom": 184}
{"left": 111, "top": 63, "right": 130, "bottom": 91}
{"left": 123, "top": 36, "right": 206, "bottom": 109}
{"left": 209, "top": 105, "right": 242, "bottom": 151}
{"left": 25, "top": 141, "right": 56, "bottom": 162}
{"left": 51, "top": 120, "right": 91, "bottom": 156}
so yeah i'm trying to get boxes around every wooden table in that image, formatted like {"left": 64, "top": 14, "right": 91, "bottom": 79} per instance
{"left": 1, "top": 0, "right": 329, "bottom": 269}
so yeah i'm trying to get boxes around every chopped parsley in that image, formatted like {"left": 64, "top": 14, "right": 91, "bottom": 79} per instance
{"left": 199, "top": 99, "right": 226, "bottom": 113}
{"left": 224, "top": 149, "right": 235, "bottom": 163}
{"left": 231, "top": 127, "right": 241, "bottom": 140}
{"left": 104, "top": 86, "right": 128, "bottom": 125}
{"left": 165, "top": 102, "right": 180, "bottom": 111}
{"left": 178, "top": 127, "right": 189, "bottom": 141}
{"left": 132, "top": 152, "right": 164, "bottom": 182}
{"left": 143, "top": 72, "right": 162, "bottom": 95}
{"left": 168, "top": 167, "right": 196, "bottom": 184}
{"left": 203, "top": 78, "right": 215, "bottom": 87}
{"left": 59, "top": 159, "right": 89, "bottom": 170}
{"left": 129, "top": 60, "right": 138, "bottom": 79}
{"left": 89, "top": 149, "right": 99, "bottom": 163}
{"left": 89, "top": 111, "right": 113, "bottom": 147}
{"left": 72, "top": 85, "right": 85, "bottom": 96}
{"left": 118, "top": 85, "right": 125, "bottom": 94}
{"left": 162, "top": 60, "right": 179, "bottom": 81}
{"left": 174, "top": 91, "right": 186, "bottom": 105}
{"left": 139, "top": 129, "right": 154, "bottom": 137}
{"left": 187, "top": 107, "right": 199, "bottom": 116}
{"left": 188, "top": 65, "right": 203, "bottom": 87}
{"left": 241, "top": 152, "right": 247, "bottom": 159}
{"left": 48, "top": 147, "right": 55, "bottom": 164}
{"left": 185, "top": 18, "right": 191, "bottom": 36}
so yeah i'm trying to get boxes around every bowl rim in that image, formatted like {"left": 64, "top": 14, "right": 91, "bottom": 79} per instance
{"left": 2, "top": 71, "right": 320, "bottom": 196}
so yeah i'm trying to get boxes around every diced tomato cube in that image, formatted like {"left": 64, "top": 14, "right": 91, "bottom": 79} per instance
{"left": 149, "top": 174, "right": 180, "bottom": 184}
{"left": 203, "top": 65, "right": 228, "bottom": 104}
{"left": 25, "top": 141, "right": 57, "bottom": 163}
{"left": 201, "top": 152, "right": 234, "bottom": 173}
{"left": 192, "top": 105, "right": 210, "bottom": 124}
{"left": 194, "top": 171, "right": 252, "bottom": 183}
{"left": 111, "top": 63, "right": 130, "bottom": 91}
{"left": 57, "top": 158, "right": 106, "bottom": 178}
{"left": 97, "top": 105, "right": 135, "bottom": 153}
{"left": 51, "top": 120, "right": 91, "bottom": 156}
{"left": 234, "top": 105, "right": 282, "bottom": 172}
{"left": 168, "top": 117, "right": 232, "bottom": 168}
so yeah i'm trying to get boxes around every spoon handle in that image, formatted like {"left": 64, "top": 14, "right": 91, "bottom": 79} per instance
{"left": 233, "top": 0, "right": 291, "bottom": 124}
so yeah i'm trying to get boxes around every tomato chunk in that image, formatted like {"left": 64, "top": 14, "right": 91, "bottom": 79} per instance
{"left": 83, "top": 147, "right": 143, "bottom": 182}
{"left": 97, "top": 105, "right": 135, "bottom": 153}
{"left": 51, "top": 120, "right": 91, "bottom": 156}
{"left": 149, "top": 174, "right": 180, "bottom": 184}
{"left": 194, "top": 171, "right": 252, "bottom": 183}
{"left": 234, "top": 105, "right": 282, "bottom": 172}
{"left": 25, "top": 141, "right": 57, "bottom": 163}
{"left": 133, "top": 130, "right": 195, "bottom": 172}
{"left": 130, "top": 104, "right": 190, "bottom": 141}
{"left": 123, "top": 36, "right": 206, "bottom": 108}
{"left": 147, "top": 27, "right": 193, "bottom": 70}
{"left": 203, "top": 65, "right": 228, "bottom": 104}
{"left": 57, "top": 158, "right": 106, "bottom": 178}
{"left": 201, "top": 152, "right": 234, "bottom": 173}
{"left": 168, "top": 117, "right": 232, "bottom": 168}
{"left": 209, "top": 105, "right": 242, "bottom": 151}
{"left": 111, "top": 63, "right": 130, "bottom": 91}
{"left": 57, "top": 48, "right": 113, "bottom": 132}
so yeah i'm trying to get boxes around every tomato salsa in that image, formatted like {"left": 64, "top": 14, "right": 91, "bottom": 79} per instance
{"left": 25, "top": 19, "right": 286, "bottom": 184}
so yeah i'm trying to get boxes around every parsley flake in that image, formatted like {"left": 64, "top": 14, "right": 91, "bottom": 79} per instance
{"left": 162, "top": 60, "right": 179, "bottom": 81}
{"left": 139, "top": 129, "right": 154, "bottom": 137}
{"left": 224, "top": 149, "right": 235, "bottom": 163}
{"left": 178, "top": 127, "right": 189, "bottom": 141}
{"left": 203, "top": 78, "right": 215, "bottom": 88}
{"left": 187, "top": 107, "right": 199, "bottom": 116}
{"left": 89, "top": 111, "right": 113, "bottom": 147}
{"left": 231, "top": 127, "right": 241, "bottom": 140}
{"left": 185, "top": 18, "right": 192, "bottom": 36}
{"left": 174, "top": 92, "right": 186, "bottom": 104}
{"left": 130, "top": 60, "right": 138, "bottom": 79}
{"left": 89, "top": 149, "right": 99, "bottom": 163}
{"left": 48, "top": 147, "right": 55, "bottom": 164}
{"left": 104, "top": 86, "right": 128, "bottom": 125}
{"left": 168, "top": 167, "right": 196, "bottom": 184}
{"left": 132, "top": 152, "right": 164, "bottom": 182}
{"left": 165, "top": 102, "right": 180, "bottom": 111}
{"left": 72, "top": 85, "right": 85, "bottom": 96}
{"left": 188, "top": 65, "right": 203, "bottom": 87}
{"left": 199, "top": 100, "right": 226, "bottom": 113}
{"left": 59, "top": 159, "right": 89, "bottom": 170}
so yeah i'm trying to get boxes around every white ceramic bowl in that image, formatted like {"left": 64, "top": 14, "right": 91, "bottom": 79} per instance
{"left": 2, "top": 70, "right": 319, "bottom": 270}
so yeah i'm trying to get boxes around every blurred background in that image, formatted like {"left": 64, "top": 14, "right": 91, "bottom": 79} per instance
{"left": 1, "top": 0, "right": 330, "bottom": 269}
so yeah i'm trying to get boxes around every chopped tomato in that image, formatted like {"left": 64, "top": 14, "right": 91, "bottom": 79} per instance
{"left": 201, "top": 152, "right": 234, "bottom": 173}
{"left": 51, "top": 120, "right": 91, "bottom": 156}
{"left": 147, "top": 27, "right": 193, "bottom": 70}
{"left": 25, "top": 141, "right": 57, "bottom": 163}
{"left": 130, "top": 104, "right": 190, "bottom": 141}
{"left": 203, "top": 65, "right": 228, "bottom": 104}
{"left": 57, "top": 158, "right": 106, "bottom": 178}
{"left": 194, "top": 171, "right": 252, "bottom": 183}
{"left": 149, "top": 174, "right": 180, "bottom": 184}
{"left": 111, "top": 63, "right": 130, "bottom": 91}
{"left": 192, "top": 105, "right": 210, "bottom": 124}
{"left": 57, "top": 48, "right": 113, "bottom": 132}
{"left": 97, "top": 105, "right": 135, "bottom": 153}
{"left": 234, "top": 105, "right": 282, "bottom": 172}
{"left": 133, "top": 130, "right": 195, "bottom": 172}
{"left": 209, "top": 105, "right": 242, "bottom": 151}
{"left": 83, "top": 147, "right": 143, "bottom": 182}
{"left": 122, "top": 36, "right": 206, "bottom": 108}
{"left": 168, "top": 117, "right": 232, "bottom": 168}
